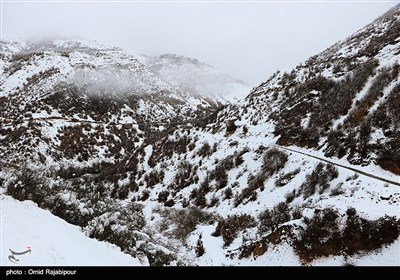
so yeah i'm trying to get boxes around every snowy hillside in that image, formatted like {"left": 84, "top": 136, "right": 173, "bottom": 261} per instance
{"left": 0, "top": 37, "right": 219, "bottom": 169}
{"left": 136, "top": 115, "right": 399, "bottom": 266}
{"left": 1, "top": 38, "right": 180, "bottom": 99}
{"left": 245, "top": 5, "right": 400, "bottom": 174}
{"left": 0, "top": 195, "right": 142, "bottom": 266}
{"left": 127, "top": 5, "right": 400, "bottom": 265}
{"left": 143, "top": 54, "right": 251, "bottom": 103}
{"left": 1, "top": 5, "right": 400, "bottom": 266}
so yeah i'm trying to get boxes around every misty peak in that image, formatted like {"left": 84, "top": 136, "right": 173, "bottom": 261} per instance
{"left": 143, "top": 53, "right": 251, "bottom": 102}
{"left": 24, "top": 37, "right": 122, "bottom": 54}
{"left": 154, "top": 54, "right": 207, "bottom": 67}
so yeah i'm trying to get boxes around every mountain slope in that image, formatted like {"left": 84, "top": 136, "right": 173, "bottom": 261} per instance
{"left": 246, "top": 5, "right": 400, "bottom": 173}
{"left": 126, "top": 4, "right": 400, "bottom": 265}
{"left": 0, "top": 38, "right": 218, "bottom": 168}
{"left": 142, "top": 54, "right": 251, "bottom": 103}
{"left": 1, "top": 195, "right": 142, "bottom": 266}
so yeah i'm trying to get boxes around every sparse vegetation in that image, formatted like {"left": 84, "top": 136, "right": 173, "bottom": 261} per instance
{"left": 299, "top": 163, "right": 338, "bottom": 198}
{"left": 6, "top": 166, "right": 52, "bottom": 208}
{"left": 295, "top": 207, "right": 400, "bottom": 263}
{"left": 275, "top": 168, "right": 300, "bottom": 187}
{"left": 235, "top": 148, "right": 288, "bottom": 206}
{"left": 212, "top": 214, "right": 256, "bottom": 247}
{"left": 158, "top": 207, "right": 216, "bottom": 241}
{"left": 258, "top": 202, "right": 291, "bottom": 234}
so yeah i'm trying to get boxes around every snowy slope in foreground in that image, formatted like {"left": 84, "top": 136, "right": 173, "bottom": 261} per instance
{"left": 188, "top": 226, "right": 400, "bottom": 266}
{"left": 0, "top": 196, "right": 142, "bottom": 266}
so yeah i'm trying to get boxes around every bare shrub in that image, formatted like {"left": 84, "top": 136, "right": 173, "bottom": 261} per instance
{"left": 85, "top": 202, "right": 146, "bottom": 256}
{"left": 258, "top": 202, "right": 291, "bottom": 234}
{"left": 212, "top": 214, "right": 256, "bottom": 247}
{"left": 294, "top": 207, "right": 400, "bottom": 263}
{"left": 198, "top": 142, "right": 213, "bottom": 157}
{"left": 6, "top": 166, "right": 52, "bottom": 208}
{"left": 262, "top": 148, "right": 288, "bottom": 176}
{"left": 158, "top": 207, "right": 216, "bottom": 241}
{"left": 195, "top": 234, "right": 205, "bottom": 257}
{"left": 300, "top": 163, "right": 338, "bottom": 198}
{"left": 275, "top": 168, "right": 300, "bottom": 187}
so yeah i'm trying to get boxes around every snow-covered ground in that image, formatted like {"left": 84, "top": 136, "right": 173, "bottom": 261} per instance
{"left": 0, "top": 195, "right": 141, "bottom": 266}
{"left": 135, "top": 112, "right": 400, "bottom": 265}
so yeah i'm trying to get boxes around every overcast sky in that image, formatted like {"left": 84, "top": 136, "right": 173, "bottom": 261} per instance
{"left": 2, "top": 0, "right": 399, "bottom": 85}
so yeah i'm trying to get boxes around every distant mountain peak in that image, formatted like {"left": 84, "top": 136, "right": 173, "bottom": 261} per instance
{"left": 155, "top": 53, "right": 206, "bottom": 67}
{"left": 143, "top": 53, "right": 251, "bottom": 102}
{"left": 25, "top": 37, "right": 122, "bottom": 54}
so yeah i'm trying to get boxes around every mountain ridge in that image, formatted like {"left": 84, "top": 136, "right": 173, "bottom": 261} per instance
{"left": 143, "top": 53, "right": 251, "bottom": 103}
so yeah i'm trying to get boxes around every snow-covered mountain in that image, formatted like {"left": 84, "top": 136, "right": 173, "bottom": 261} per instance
{"left": 142, "top": 53, "right": 251, "bottom": 103}
{"left": 1, "top": 5, "right": 400, "bottom": 266}
{"left": 0, "top": 37, "right": 221, "bottom": 169}
{"left": 127, "top": 4, "right": 400, "bottom": 265}
{"left": 2, "top": 39, "right": 160, "bottom": 97}
{"left": 246, "top": 5, "right": 400, "bottom": 174}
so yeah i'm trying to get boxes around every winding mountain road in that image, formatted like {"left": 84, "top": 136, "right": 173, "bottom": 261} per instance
{"left": 276, "top": 145, "right": 400, "bottom": 187}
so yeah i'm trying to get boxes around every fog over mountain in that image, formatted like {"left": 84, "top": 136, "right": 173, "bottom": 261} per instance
{"left": 2, "top": 1, "right": 397, "bottom": 85}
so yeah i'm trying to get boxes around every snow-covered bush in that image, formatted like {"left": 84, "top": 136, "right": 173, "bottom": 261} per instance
{"left": 171, "top": 161, "right": 197, "bottom": 191}
{"left": 6, "top": 166, "right": 53, "bottom": 208}
{"left": 258, "top": 202, "right": 291, "bottom": 234}
{"left": 294, "top": 207, "right": 400, "bottom": 262}
{"left": 197, "top": 141, "right": 212, "bottom": 157}
{"left": 299, "top": 163, "right": 338, "bottom": 198}
{"left": 262, "top": 148, "right": 288, "bottom": 175}
{"left": 157, "top": 207, "right": 216, "bottom": 241}
{"left": 84, "top": 201, "right": 146, "bottom": 256}
{"left": 235, "top": 148, "right": 288, "bottom": 206}
{"left": 145, "top": 169, "right": 165, "bottom": 188}
{"left": 275, "top": 168, "right": 300, "bottom": 187}
{"left": 213, "top": 214, "right": 256, "bottom": 247}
